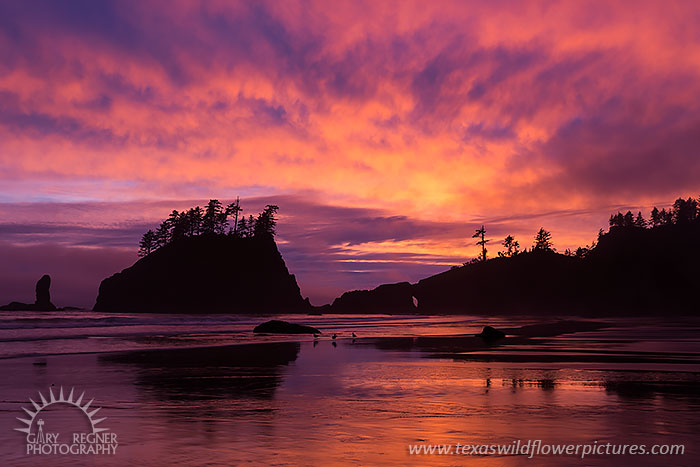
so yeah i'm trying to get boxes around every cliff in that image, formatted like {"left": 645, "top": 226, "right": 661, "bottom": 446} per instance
{"left": 582, "top": 223, "right": 700, "bottom": 311}
{"left": 94, "top": 235, "right": 310, "bottom": 313}
{"left": 331, "top": 282, "right": 417, "bottom": 314}
{"left": 414, "top": 250, "right": 585, "bottom": 314}
{"left": 327, "top": 222, "right": 700, "bottom": 316}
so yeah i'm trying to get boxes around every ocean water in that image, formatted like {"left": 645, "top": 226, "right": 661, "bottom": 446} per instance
{"left": 0, "top": 312, "right": 698, "bottom": 466}
{"left": 0, "top": 312, "right": 504, "bottom": 359}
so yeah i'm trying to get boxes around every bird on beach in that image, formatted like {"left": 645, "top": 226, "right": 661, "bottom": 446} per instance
{"left": 332, "top": 333, "right": 337, "bottom": 340}
{"left": 352, "top": 332, "right": 357, "bottom": 338}
{"left": 313, "top": 333, "right": 320, "bottom": 339}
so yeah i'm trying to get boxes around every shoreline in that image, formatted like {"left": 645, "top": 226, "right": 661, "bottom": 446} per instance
{"left": 0, "top": 318, "right": 613, "bottom": 360}
{"left": 2, "top": 317, "right": 698, "bottom": 368}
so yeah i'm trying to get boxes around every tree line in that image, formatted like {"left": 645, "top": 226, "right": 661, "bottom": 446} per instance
{"left": 608, "top": 196, "right": 699, "bottom": 228}
{"left": 469, "top": 195, "right": 700, "bottom": 264}
{"left": 466, "top": 226, "right": 555, "bottom": 264}
{"left": 138, "top": 198, "right": 279, "bottom": 257}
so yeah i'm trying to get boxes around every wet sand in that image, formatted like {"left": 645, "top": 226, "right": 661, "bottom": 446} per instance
{"left": 1, "top": 317, "right": 699, "bottom": 465}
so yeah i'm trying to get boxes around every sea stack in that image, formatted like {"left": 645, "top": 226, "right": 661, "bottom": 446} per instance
{"left": 94, "top": 235, "right": 310, "bottom": 313}
{"left": 0, "top": 274, "right": 57, "bottom": 311}
{"left": 35, "top": 275, "right": 56, "bottom": 310}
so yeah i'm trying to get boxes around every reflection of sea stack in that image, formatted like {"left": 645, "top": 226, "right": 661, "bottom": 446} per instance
{"left": 0, "top": 274, "right": 57, "bottom": 311}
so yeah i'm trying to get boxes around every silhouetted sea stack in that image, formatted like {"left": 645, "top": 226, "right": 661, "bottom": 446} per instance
{"left": 330, "top": 282, "right": 416, "bottom": 313}
{"left": 325, "top": 220, "right": 700, "bottom": 316}
{"left": 253, "top": 320, "right": 321, "bottom": 334}
{"left": 415, "top": 250, "right": 582, "bottom": 314}
{"left": 94, "top": 235, "right": 310, "bottom": 313}
{"left": 0, "top": 274, "right": 57, "bottom": 311}
{"left": 414, "top": 222, "right": 700, "bottom": 315}
{"left": 35, "top": 275, "right": 54, "bottom": 309}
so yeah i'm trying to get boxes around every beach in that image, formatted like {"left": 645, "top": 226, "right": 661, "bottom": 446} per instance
{"left": 0, "top": 312, "right": 698, "bottom": 465}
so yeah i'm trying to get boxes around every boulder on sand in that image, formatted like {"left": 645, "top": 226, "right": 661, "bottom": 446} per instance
{"left": 253, "top": 320, "right": 321, "bottom": 334}
{"left": 476, "top": 325, "right": 506, "bottom": 340}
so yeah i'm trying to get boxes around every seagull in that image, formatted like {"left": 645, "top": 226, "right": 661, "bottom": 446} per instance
{"left": 352, "top": 332, "right": 357, "bottom": 338}
{"left": 332, "top": 333, "right": 337, "bottom": 340}
{"left": 313, "top": 333, "right": 320, "bottom": 339}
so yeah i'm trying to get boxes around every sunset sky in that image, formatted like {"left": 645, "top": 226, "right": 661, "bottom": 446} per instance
{"left": 2, "top": 0, "right": 700, "bottom": 307}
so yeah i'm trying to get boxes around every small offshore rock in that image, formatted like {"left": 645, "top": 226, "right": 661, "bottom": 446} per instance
{"left": 253, "top": 320, "right": 321, "bottom": 334}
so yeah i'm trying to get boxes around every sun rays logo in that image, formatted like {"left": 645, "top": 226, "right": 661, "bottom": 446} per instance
{"left": 15, "top": 387, "right": 118, "bottom": 455}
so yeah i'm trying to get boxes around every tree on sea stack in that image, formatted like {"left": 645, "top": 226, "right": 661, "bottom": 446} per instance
{"left": 472, "top": 225, "right": 489, "bottom": 261}
{"left": 169, "top": 210, "right": 187, "bottom": 241}
{"left": 634, "top": 211, "right": 647, "bottom": 228}
{"left": 242, "top": 215, "right": 255, "bottom": 237}
{"left": 499, "top": 235, "right": 520, "bottom": 257}
{"left": 237, "top": 216, "right": 249, "bottom": 237}
{"left": 672, "top": 197, "right": 699, "bottom": 224}
{"left": 254, "top": 205, "right": 279, "bottom": 238}
{"left": 203, "top": 199, "right": 227, "bottom": 234}
{"left": 187, "top": 206, "right": 204, "bottom": 236}
{"left": 650, "top": 207, "right": 661, "bottom": 227}
{"left": 135, "top": 199, "right": 282, "bottom": 257}
{"left": 227, "top": 197, "right": 242, "bottom": 236}
{"left": 533, "top": 228, "right": 554, "bottom": 252}
{"left": 154, "top": 221, "right": 170, "bottom": 248}
{"left": 138, "top": 229, "right": 156, "bottom": 257}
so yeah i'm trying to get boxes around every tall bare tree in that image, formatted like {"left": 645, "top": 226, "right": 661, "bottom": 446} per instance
{"left": 472, "top": 225, "right": 489, "bottom": 261}
{"left": 227, "top": 197, "right": 242, "bottom": 236}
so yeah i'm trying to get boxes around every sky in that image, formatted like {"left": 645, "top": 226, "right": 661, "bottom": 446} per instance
{"left": 1, "top": 0, "right": 700, "bottom": 308}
